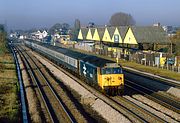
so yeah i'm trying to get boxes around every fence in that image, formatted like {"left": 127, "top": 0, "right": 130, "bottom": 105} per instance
{"left": 58, "top": 43, "right": 180, "bottom": 73}
{"left": 94, "top": 46, "right": 180, "bottom": 73}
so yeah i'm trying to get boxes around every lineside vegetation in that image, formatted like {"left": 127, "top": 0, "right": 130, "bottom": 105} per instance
{"left": 0, "top": 25, "right": 20, "bottom": 122}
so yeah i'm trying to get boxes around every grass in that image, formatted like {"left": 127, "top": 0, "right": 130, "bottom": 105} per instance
{"left": 0, "top": 49, "right": 20, "bottom": 122}
{"left": 68, "top": 46, "right": 180, "bottom": 81}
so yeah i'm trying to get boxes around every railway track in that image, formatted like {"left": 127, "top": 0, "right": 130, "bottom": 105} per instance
{"left": 125, "top": 79, "right": 180, "bottom": 114}
{"left": 15, "top": 46, "right": 75, "bottom": 123}
{"left": 124, "top": 69, "right": 180, "bottom": 89}
{"left": 111, "top": 96, "right": 167, "bottom": 123}
{"left": 11, "top": 46, "right": 29, "bottom": 123}
{"left": 24, "top": 45, "right": 174, "bottom": 123}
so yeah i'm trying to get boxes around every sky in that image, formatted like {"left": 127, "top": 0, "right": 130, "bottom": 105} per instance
{"left": 0, "top": 0, "right": 180, "bottom": 30}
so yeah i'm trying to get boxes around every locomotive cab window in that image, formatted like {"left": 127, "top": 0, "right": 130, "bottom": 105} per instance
{"left": 101, "top": 67, "right": 122, "bottom": 74}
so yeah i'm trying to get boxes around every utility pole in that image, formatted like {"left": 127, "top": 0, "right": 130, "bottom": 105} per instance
{"left": 170, "top": 41, "right": 173, "bottom": 55}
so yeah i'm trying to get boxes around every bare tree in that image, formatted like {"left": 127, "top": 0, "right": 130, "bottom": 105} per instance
{"left": 74, "top": 19, "right": 80, "bottom": 30}
{"left": 109, "top": 12, "right": 136, "bottom": 26}
{"left": 70, "top": 19, "right": 81, "bottom": 41}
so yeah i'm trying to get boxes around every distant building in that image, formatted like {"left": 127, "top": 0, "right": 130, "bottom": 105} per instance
{"left": 162, "top": 26, "right": 177, "bottom": 37}
{"left": 42, "top": 30, "right": 48, "bottom": 38}
{"left": 54, "top": 33, "right": 60, "bottom": 39}
{"left": 31, "top": 30, "right": 48, "bottom": 40}
{"left": 162, "top": 26, "right": 173, "bottom": 33}
{"left": 10, "top": 33, "right": 18, "bottom": 38}
{"left": 88, "top": 22, "right": 95, "bottom": 28}
{"left": 153, "top": 22, "right": 161, "bottom": 27}
{"left": 19, "top": 35, "right": 24, "bottom": 39}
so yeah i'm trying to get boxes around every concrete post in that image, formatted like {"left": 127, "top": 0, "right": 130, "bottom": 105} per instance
{"left": 153, "top": 61, "right": 155, "bottom": 67}
{"left": 145, "top": 54, "right": 147, "bottom": 66}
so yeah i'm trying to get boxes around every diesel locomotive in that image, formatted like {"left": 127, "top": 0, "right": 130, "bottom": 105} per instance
{"left": 24, "top": 40, "right": 124, "bottom": 95}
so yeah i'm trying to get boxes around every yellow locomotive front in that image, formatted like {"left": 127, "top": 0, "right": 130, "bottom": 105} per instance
{"left": 98, "top": 63, "right": 124, "bottom": 95}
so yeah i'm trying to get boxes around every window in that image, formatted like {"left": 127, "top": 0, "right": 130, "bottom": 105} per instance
{"left": 101, "top": 67, "right": 122, "bottom": 74}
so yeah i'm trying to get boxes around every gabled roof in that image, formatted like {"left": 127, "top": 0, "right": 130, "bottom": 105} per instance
{"left": 131, "top": 26, "right": 170, "bottom": 44}
{"left": 90, "top": 28, "right": 96, "bottom": 36}
{"left": 97, "top": 27, "right": 105, "bottom": 40}
{"left": 81, "top": 28, "right": 89, "bottom": 39}
{"left": 107, "top": 27, "right": 116, "bottom": 38}
{"left": 117, "top": 26, "right": 129, "bottom": 40}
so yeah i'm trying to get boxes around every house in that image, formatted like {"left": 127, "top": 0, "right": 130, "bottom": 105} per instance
{"left": 42, "top": 30, "right": 48, "bottom": 38}
{"left": 32, "top": 30, "right": 48, "bottom": 40}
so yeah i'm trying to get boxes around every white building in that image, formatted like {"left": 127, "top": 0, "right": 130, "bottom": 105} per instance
{"left": 153, "top": 23, "right": 161, "bottom": 27}
{"left": 19, "top": 35, "right": 24, "bottom": 39}
{"left": 42, "top": 30, "right": 48, "bottom": 38}
{"left": 54, "top": 33, "right": 60, "bottom": 39}
{"left": 10, "top": 33, "right": 18, "bottom": 38}
{"left": 32, "top": 30, "right": 48, "bottom": 40}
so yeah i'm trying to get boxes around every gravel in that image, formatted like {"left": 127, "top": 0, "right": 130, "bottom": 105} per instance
{"left": 40, "top": 63, "right": 88, "bottom": 123}
{"left": 92, "top": 99, "right": 131, "bottom": 123}
{"left": 125, "top": 95, "right": 180, "bottom": 122}
{"left": 167, "top": 87, "right": 180, "bottom": 99}
{"left": 125, "top": 70, "right": 180, "bottom": 99}
{"left": 32, "top": 51, "right": 131, "bottom": 123}
{"left": 17, "top": 54, "right": 43, "bottom": 123}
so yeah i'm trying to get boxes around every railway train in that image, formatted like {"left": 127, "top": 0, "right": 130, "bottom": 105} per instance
{"left": 24, "top": 40, "right": 124, "bottom": 95}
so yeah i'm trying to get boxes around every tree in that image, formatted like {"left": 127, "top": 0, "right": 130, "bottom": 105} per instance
{"left": 49, "top": 23, "right": 62, "bottom": 35}
{"left": 170, "top": 30, "right": 180, "bottom": 56}
{"left": 70, "top": 19, "right": 81, "bottom": 41}
{"left": 49, "top": 23, "right": 70, "bottom": 35}
{"left": 109, "top": 12, "right": 136, "bottom": 26}
{"left": 61, "top": 23, "right": 70, "bottom": 35}
{"left": 0, "top": 25, "right": 7, "bottom": 55}
{"left": 88, "top": 22, "right": 95, "bottom": 28}
{"left": 74, "top": 19, "right": 80, "bottom": 30}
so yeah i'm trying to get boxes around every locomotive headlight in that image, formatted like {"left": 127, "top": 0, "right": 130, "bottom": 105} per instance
{"left": 118, "top": 77, "right": 122, "bottom": 80}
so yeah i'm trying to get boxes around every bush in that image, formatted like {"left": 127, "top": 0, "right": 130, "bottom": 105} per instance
{"left": 0, "top": 32, "right": 7, "bottom": 55}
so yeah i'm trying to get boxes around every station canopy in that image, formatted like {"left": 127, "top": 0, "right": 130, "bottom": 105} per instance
{"left": 78, "top": 26, "right": 170, "bottom": 44}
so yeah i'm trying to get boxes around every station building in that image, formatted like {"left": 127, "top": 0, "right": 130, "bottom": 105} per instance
{"left": 77, "top": 26, "right": 173, "bottom": 67}
{"left": 78, "top": 26, "right": 170, "bottom": 52}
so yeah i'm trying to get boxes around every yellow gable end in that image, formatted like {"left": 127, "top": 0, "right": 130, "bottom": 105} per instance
{"left": 78, "top": 29, "right": 83, "bottom": 40}
{"left": 112, "top": 28, "right": 123, "bottom": 43}
{"left": 102, "top": 28, "right": 111, "bottom": 42}
{"left": 92, "top": 29, "right": 100, "bottom": 41}
{"left": 124, "top": 28, "right": 137, "bottom": 44}
{"left": 86, "top": 29, "right": 93, "bottom": 40}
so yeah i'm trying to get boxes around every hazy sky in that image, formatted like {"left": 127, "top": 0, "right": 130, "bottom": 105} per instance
{"left": 0, "top": 0, "right": 180, "bottom": 30}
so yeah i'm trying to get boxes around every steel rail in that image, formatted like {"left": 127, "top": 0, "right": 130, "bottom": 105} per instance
{"left": 15, "top": 46, "right": 55, "bottom": 123}
{"left": 125, "top": 79, "right": 180, "bottom": 114}
{"left": 19, "top": 46, "right": 74, "bottom": 123}
{"left": 11, "top": 46, "right": 28, "bottom": 123}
